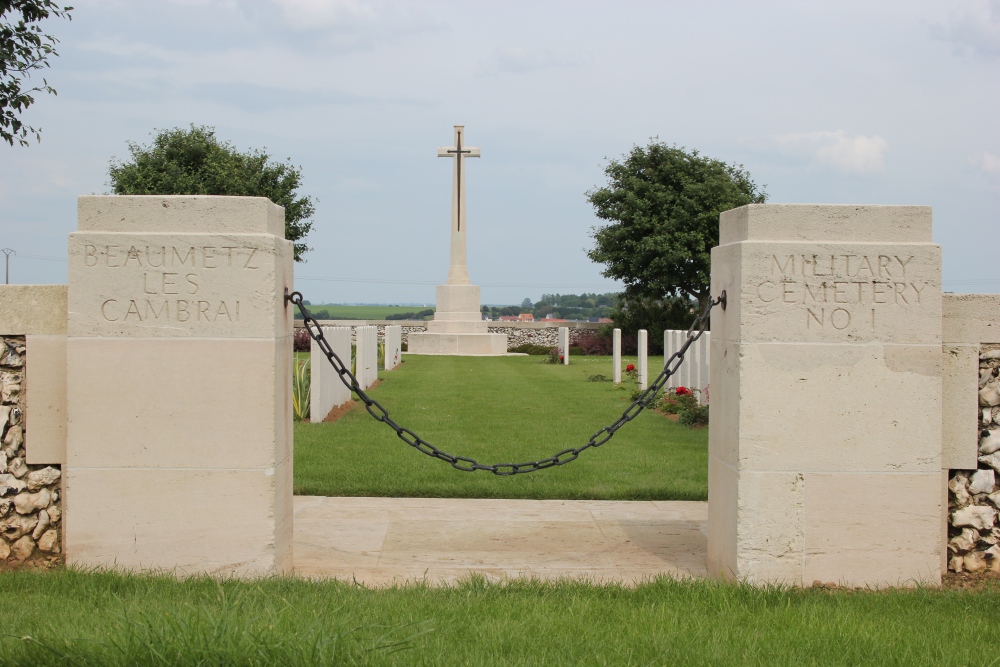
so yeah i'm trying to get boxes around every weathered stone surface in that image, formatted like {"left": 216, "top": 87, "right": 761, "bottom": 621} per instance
{"left": 0, "top": 474, "right": 26, "bottom": 496}
{"left": 2, "top": 425, "right": 22, "bottom": 449}
{"left": 987, "top": 546, "right": 1000, "bottom": 572}
{"left": 949, "top": 474, "right": 971, "bottom": 507}
{"left": 0, "top": 452, "right": 6, "bottom": 475}
{"left": 0, "top": 371, "right": 20, "bottom": 404}
{"left": 982, "top": 429, "right": 1000, "bottom": 455}
{"left": 953, "top": 505, "right": 998, "bottom": 530}
{"left": 14, "top": 489, "right": 51, "bottom": 515}
{"left": 965, "top": 551, "right": 987, "bottom": 572}
{"left": 949, "top": 555, "right": 964, "bottom": 572}
{"left": 37, "top": 529, "right": 59, "bottom": 554}
{"left": 8, "top": 457, "right": 27, "bottom": 479}
{"left": 980, "top": 452, "right": 1000, "bottom": 473}
{"left": 46, "top": 503, "right": 60, "bottom": 524}
{"left": 0, "top": 406, "right": 9, "bottom": 432}
{"left": 31, "top": 510, "right": 50, "bottom": 540}
{"left": 0, "top": 499, "right": 10, "bottom": 517}
{"left": 983, "top": 350, "right": 1000, "bottom": 361}
{"left": 949, "top": 527, "right": 979, "bottom": 552}
{"left": 989, "top": 491, "right": 1000, "bottom": 508}
{"left": 970, "top": 469, "right": 996, "bottom": 494}
{"left": 10, "top": 535, "right": 35, "bottom": 561}
{"left": 1, "top": 513, "right": 37, "bottom": 540}
{"left": 24, "top": 467, "right": 61, "bottom": 492}
{"left": 982, "top": 383, "right": 1000, "bottom": 407}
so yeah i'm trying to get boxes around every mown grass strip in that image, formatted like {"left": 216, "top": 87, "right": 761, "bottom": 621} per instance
{"left": 1, "top": 569, "right": 998, "bottom": 666}
{"left": 294, "top": 354, "right": 708, "bottom": 500}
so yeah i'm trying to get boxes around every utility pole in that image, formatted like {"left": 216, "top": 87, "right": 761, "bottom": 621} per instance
{"left": 1, "top": 249, "right": 13, "bottom": 284}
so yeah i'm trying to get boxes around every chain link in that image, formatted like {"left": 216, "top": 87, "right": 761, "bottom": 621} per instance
{"left": 288, "top": 290, "right": 725, "bottom": 475}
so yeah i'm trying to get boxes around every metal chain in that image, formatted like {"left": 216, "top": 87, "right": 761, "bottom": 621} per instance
{"left": 287, "top": 290, "right": 726, "bottom": 476}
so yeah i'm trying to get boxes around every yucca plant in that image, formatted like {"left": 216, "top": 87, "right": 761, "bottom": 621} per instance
{"left": 292, "top": 358, "right": 310, "bottom": 421}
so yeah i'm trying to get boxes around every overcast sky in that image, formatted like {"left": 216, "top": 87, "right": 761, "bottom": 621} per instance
{"left": 2, "top": 0, "right": 998, "bottom": 304}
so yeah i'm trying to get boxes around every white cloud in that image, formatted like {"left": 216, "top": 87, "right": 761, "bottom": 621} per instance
{"left": 930, "top": 0, "right": 1000, "bottom": 59}
{"left": 971, "top": 151, "right": 1000, "bottom": 182}
{"left": 773, "top": 130, "right": 889, "bottom": 174}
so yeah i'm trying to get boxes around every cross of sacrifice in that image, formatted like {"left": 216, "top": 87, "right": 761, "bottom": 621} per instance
{"left": 437, "top": 125, "right": 480, "bottom": 233}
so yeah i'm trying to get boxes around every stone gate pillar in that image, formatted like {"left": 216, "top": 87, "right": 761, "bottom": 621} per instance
{"left": 65, "top": 196, "right": 294, "bottom": 576}
{"left": 708, "top": 205, "right": 943, "bottom": 586}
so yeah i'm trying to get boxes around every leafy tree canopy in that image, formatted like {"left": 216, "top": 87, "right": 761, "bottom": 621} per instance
{"left": 108, "top": 125, "right": 315, "bottom": 261}
{"left": 586, "top": 141, "right": 766, "bottom": 309}
{"left": 1, "top": 1, "right": 73, "bottom": 146}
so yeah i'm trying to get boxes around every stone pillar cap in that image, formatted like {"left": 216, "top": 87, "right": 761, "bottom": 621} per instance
{"left": 78, "top": 196, "right": 286, "bottom": 237}
{"left": 720, "top": 204, "right": 932, "bottom": 245}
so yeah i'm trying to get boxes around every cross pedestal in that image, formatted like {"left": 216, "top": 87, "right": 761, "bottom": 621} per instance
{"left": 408, "top": 125, "right": 507, "bottom": 355}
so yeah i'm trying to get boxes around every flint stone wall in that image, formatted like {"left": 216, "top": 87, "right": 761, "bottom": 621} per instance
{"left": 306, "top": 321, "right": 603, "bottom": 350}
{"left": 947, "top": 343, "right": 1000, "bottom": 573}
{"left": 0, "top": 336, "right": 62, "bottom": 568}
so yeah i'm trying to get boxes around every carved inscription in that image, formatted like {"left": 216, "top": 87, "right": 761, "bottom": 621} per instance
{"left": 83, "top": 244, "right": 260, "bottom": 325}
{"left": 756, "top": 254, "right": 928, "bottom": 331}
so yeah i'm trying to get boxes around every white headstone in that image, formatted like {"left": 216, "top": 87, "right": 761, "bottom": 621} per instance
{"left": 613, "top": 328, "right": 622, "bottom": 383}
{"left": 638, "top": 329, "right": 648, "bottom": 390}
{"left": 311, "top": 326, "right": 351, "bottom": 422}
{"left": 558, "top": 327, "right": 569, "bottom": 365}
{"left": 384, "top": 325, "right": 402, "bottom": 371}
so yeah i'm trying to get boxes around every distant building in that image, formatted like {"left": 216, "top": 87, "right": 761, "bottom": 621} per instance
{"left": 499, "top": 315, "right": 520, "bottom": 322}
{"left": 518, "top": 313, "right": 535, "bottom": 322}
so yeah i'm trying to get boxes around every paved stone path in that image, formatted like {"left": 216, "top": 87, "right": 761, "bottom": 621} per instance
{"left": 293, "top": 496, "right": 708, "bottom": 585}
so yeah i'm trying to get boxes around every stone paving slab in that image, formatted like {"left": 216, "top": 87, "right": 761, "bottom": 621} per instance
{"left": 293, "top": 496, "right": 708, "bottom": 586}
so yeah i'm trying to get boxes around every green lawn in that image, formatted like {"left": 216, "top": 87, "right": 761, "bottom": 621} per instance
{"left": 294, "top": 354, "right": 708, "bottom": 500}
{"left": 300, "top": 304, "right": 433, "bottom": 320}
{"left": 2, "top": 569, "right": 998, "bottom": 666}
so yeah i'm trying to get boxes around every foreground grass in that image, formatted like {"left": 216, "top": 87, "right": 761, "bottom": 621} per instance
{"left": 1, "top": 569, "right": 998, "bottom": 666}
{"left": 295, "top": 354, "right": 708, "bottom": 500}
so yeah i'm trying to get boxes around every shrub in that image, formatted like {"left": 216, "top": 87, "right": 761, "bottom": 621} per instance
{"left": 568, "top": 345, "right": 583, "bottom": 356}
{"left": 576, "top": 331, "right": 612, "bottom": 355}
{"left": 293, "top": 328, "right": 312, "bottom": 352}
{"left": 587, "top": 373, "right": 611, "bottom": 382}
{"left": 679, "top": 404, "right": 709, "bottom": 427}
{"left": 544, "top": 347, "right": 562, "bottom": 364}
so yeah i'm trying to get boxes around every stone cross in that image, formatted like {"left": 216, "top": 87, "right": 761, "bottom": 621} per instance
{"left": 437, "top": 125, "right": 480, "bottom": 286}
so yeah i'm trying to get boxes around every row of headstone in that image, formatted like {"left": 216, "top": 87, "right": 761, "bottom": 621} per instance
{"left": 384, "top": 325, "right": 402, "bottom": 371}
{"left": 310, "top": 326, "right": 352, "bottom": 423}
{"left": 355, "top": 325, "right": 378, "bottom": 391}
{"left": 664, "top": 330, "right": 710, "bottom": 404}
{"left": 606, "top": 327, "right": 707, "bottom": 400}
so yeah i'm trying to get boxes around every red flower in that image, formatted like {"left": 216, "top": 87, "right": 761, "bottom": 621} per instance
{"left": 626, "top": 364, "right": 635, "bottom": 371}
{"left": 675, "top": 386, "right": 691, "bottom": 395}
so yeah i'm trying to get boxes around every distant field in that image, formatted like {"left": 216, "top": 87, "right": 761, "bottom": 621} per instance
{"left": 300, "top": 304, "right": 434, "bottom": 320}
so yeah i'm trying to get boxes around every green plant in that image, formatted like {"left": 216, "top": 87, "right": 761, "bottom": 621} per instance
{"left": 544, "top": 347, "right": 562, "bottom": 364}
{"left": 587, "top": 374, "right": 611, "bottom": 382}
{"left": 108, "top": 125, "right": 315, "bottom": 260}
{"left": 291, "top": 358, "right": 310, "bottom": 421}
{"left": 1, "top": 1, "right": 73, "bottom": 147}
{"left": 377, "top": 340, "right": 386, "bottom": 371}
{"left": 680, "top": 403, "right": 709, "bottom": 427}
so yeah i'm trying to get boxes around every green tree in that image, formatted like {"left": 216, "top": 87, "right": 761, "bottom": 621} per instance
{"left": 1, "top": 1, "right": 73, "bottom": 146}
{"left": 108, "top": 125, "right": 315, "bottom": 261}
{"left": 587, "top": 141, "right": 766, "bottom": 310}
{"left": 520, "top": 297, "right": 532, "bottom": 309}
